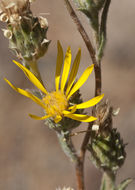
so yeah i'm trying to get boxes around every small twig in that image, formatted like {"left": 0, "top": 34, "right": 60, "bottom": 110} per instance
{"left": 70, "top": 129, "right": 92, "bottom": 136}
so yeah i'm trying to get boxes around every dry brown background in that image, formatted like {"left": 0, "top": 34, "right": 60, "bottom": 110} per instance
{"left": 0, "top": 0, "right": 135, "bottom": 190}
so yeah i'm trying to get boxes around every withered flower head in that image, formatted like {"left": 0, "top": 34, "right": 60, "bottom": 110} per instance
{"left": 0, "top": 0, "right": 31, "bottom": 23}
{"left": 0, "top": 0, "right": 50, "bottom": 62}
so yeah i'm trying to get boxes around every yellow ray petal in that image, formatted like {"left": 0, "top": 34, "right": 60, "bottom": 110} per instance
{"left": 29, "top": 114, "right": 51, "bottom": 120}
{"left": 66, "top": 48, "right": 81, "bottom": 96}
{"left": 68, "top": 105, "right": 77, "bottom": 114}
{"left": 61, "top": 47, "right": 72, "bottom": 92}
{"left": 4, "top": 78, "right": 46, "bottom": 109}
{"left": 67, "top": 64, "right": 94, "bottom": 100}
{"left": 13, "top": 60, "right": 48, "bottom": 95}
{"left": 63, "top": 111, "right": 97, "bottom": 122}
{"left": 69, "top": 94, "right": 104, "bottom": 110}
{"left": 54, "top": 115, "right": 62, "bottom": 123}
{"left": 55, "top": 41, "right": 64, "bottom": 91}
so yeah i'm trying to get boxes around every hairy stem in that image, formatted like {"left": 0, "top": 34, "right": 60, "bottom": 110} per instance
{"left": 100, "top": 172, "right": 116, "bottom": 190}
{"left": 57, "top": 131, "right": 78, "bottom": 162}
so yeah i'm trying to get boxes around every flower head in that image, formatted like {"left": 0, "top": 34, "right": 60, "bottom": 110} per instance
{"left": 5, "top": 41, "right": 104, "bottom": 123}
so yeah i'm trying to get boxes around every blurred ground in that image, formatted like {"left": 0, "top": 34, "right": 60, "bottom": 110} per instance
{"left": 0, "top": 0, "right": 135, "bottom": 190}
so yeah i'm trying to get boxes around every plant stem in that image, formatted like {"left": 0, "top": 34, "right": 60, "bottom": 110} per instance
{"left": 57, "top": 131, "right": 79, "bottom": 162}
{"left": 63, "top": 1, "right": 102, "bottom": 189}
{"left": 75, "top": 158, "right": 84, "bottom": 190}
{"left": 63, "top": 0, "right": 101, "bottom": 96}
{"left": 57, "top": 129, "right": 85, "bottom": 189}
{"left": 24, "top": 60, "right": 44, "bottom": 86}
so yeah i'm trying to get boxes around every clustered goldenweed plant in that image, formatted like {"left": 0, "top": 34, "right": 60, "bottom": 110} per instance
{"left": 0, "top": 0, "right": 132, "bottom": 190}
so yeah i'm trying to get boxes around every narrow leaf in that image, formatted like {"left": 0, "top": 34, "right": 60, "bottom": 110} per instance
{"left": 117, "top": 178, "right": 133, "bottom": 190}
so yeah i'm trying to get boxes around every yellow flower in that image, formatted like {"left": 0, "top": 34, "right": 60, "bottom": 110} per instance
{"left": 5, "top": 41, "right": 104, "bottom": 123}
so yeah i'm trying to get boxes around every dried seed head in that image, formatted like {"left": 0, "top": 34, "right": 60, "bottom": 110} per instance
{"left": 0, "top": 0, "right": 30, "bottom": 23}
{"left": 92, "top": 124, "right": 99, "bottom": 131}
{"left": 38, "top": 16, "right": 48, "bottom": 28}
{"left": 1, "top": 0, "right": 50, "bottom": 62}
{"left": 0, "top": 12, "right": 8, "bottom": 22}
{"left": 93, "top": 100, "right": 113, "bottom": 133}
{"left": 2, "top": 28, "right": 12, "bottom": 39}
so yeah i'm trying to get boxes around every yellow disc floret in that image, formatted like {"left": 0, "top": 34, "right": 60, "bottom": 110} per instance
{"left": 43, "top": 91, "right": 68, "bottom": 118}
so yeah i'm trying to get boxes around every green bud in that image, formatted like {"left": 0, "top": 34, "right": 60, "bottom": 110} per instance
{"left": 88, "top": 128, "right": 126, "bottom": 172}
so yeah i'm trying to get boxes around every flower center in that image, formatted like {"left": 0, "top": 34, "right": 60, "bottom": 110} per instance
{"left": 43, "top": 91, "right": 68, "bottom": 117}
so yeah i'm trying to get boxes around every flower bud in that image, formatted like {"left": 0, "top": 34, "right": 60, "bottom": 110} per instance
{"left": 88, "top": 101, "right": 126, "bottom": 173}
{"left": 88, "top": 128, "right": 126, "bottom": 173}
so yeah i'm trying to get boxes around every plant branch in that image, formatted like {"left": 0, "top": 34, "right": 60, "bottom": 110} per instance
{"left": 57, "top": 130, "right": 84, "bottom": 190}
{"left": 63, "top": 0, "right": 102, "bottom": 97}
{"left": 63, "top": 1, "right": 102, "bottom": 189}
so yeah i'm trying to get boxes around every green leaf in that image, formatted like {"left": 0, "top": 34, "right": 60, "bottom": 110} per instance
{"left": 117, "top": 178, "right": 133, "bottom": 190}
{"left": 78, "top": 8, "right": 92, "bottom": 19}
